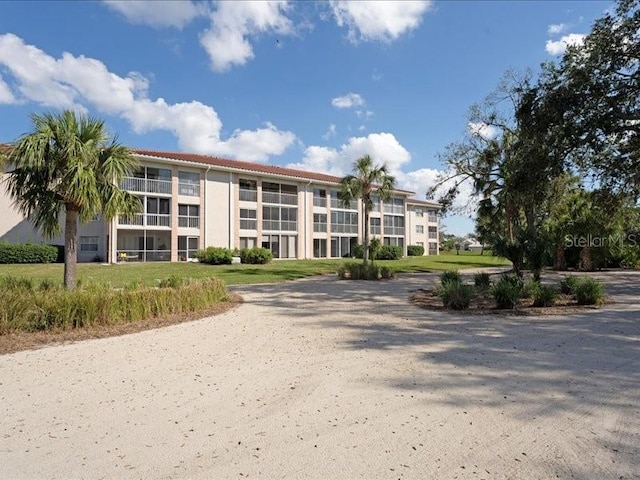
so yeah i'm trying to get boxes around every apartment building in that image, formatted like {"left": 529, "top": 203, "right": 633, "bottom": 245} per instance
{"left": 0, "top": 149, "right": 441, "bottom": 262}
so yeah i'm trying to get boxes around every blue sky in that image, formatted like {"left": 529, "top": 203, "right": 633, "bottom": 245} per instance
{"left": 0, "top": 0, "right": 610, "bottom": 235}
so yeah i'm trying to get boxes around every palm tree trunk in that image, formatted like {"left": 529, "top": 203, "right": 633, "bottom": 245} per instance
{"left": 363, "top": 207, "right": 370, "bottom": 264}
{"left": 554, "top": 241, "right": 566, "bottom": 270}
{"left": 64, "top": 206, "right": 79, "bottom": 290}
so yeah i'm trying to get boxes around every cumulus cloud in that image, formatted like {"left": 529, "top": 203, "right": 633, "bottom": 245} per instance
{"left": 103, "top": 0, "right": 208, "bottom": 29}
{"left": 322, "top": 123, "right": 337, "bottom": 140}
{"left": 0, "top": 75, "right": 16, "bottom": 104}
{"left": 330, "top": 0, "right": 431, "bottom": 43}
{"left": 331, "top": 92, "right": 365, "bottom": 109}
{"left": 547, "top": 23, "right": 569, "bottom": 35}
{"left": 399, "top": 168, "right": 477, "bottom": 215}
{"left": 0, "top": 33, "right": 295, "bottom": 161}
{"left": 468, "top": 122, "right": 500, "bottom": 140}
{"left": 200, "top": 1, "right": 293, "bottom": 72}
{"left": 545, "top": 33, "right": 585, "bottom": 55}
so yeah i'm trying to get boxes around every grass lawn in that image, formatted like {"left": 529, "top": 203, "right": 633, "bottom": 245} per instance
{"left": 0, "top": 253, "right": 511, "bottom": 288}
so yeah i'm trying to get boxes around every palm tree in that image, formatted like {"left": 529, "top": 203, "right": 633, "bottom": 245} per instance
{"left": 339, "top": 155, "right": 395, "bottom": 264}
{"left": 5, "top": 110, "right": 141, "bottom": 290}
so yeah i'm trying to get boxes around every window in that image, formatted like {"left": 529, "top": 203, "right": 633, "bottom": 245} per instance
{"left": 331, "top": 236, "right": 358, "bottom": 258}
{"left": 262, "top": 182, "right": 297, "bottom": 205}
{"left": 384, "top": 237, "right": 404, "bottom": 248}
{"left": 146, "top": 197, "right": 171, "bottom": 227}
{"left": 313, "top": 238, "right": 327, "bottom": 258}
{"left": 178, "top": 236, "right": 199, "bottom": 260}
{"left": 239, "top": 179, "right": 258, "bottom": 201}
{"left": 313, "top": 188, "right": 327, "bottom": 207}
{"left": 383, "top": 197, "right": 404, "bottom": 214}
{"left": 240, "top": 209, "right": 257, "bottom": 230}
{"left": 262, "top": 234, "right": 297, "bottom": 258}
{"left": 262, "top": 207, "right": 297, "bottom": 231}
{"left": 178, "top": 204, "right": 199, "bottom": 228}
{"left": 428, "top": 210, "right": 438, "bottom": 223}
{"left": 178, "top": 171, "right": 200, "bottom": 196}
{"left": 428, "top": 226, "right": 438, "bottom": 239}
{"left": 370, "top": 217, "right": 381, "bottom": 235}
{"left": 416, "top": 225, "right": 424, "bottom": 234}
{"left": 415, "top": 207, "right": 424, "bottom": 217}
{"left": 370, "top": 195, "right": 381, "bottom": 212}
{"left": 417, "top": 241, "right": 424, "bottom": 247}
{"left": 429, "top": 242, "right": 438, "bottom": 254}
{"left": 314, "top": 213, "right": 327, "bottom": 232}
{"left": 330, "top": 191, "right": 357, "bottom": 210}
{"left": 383, "top": 215, "right": 405, "bottom": 236}
{"left": 280, "top": 207, "right": 297, "bottom": 231}
{"left": 80, "top": 236, "right": 99, "bottom": 252}
{"left": 331, "top": 211, "right": 358, "bottom": 234}
{"left": 240, "top": 237, "right": 256, "bottom": 249}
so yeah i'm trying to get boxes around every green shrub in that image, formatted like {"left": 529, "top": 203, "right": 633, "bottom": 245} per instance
{"left": 440, "top": 281, "right": 473, "bottom": 310}
{"left": 337, "top": 262, "right": 386, "bottom": 280}
{"left": 196, "top": 247, "right": 233, "bottom": 265}
{"left": 532, "top": 285, "right": 558, "bottom": 307}
{"left": 158, "top": 275, "right": 187, "bottom": 288}
{"left": 0, "top": 243, "right": 58, "bottom": 264}
{"left": 368, "top": 238, "right": 382, "bottom": 261}
{"left": 407, "top": 245, "right": 425, "bottom": 256}
{"left": 0, "top": 276, "right": 229, "bottom": 334}
{"left": 240, "top": 247, "right": 273, "bottom": 264}
{"left": 474, "top": 272, "right": 491, "bottom": 290}
{"left": 574, "top": 277, "right": 605, "bottom": 305}
{"left": 560, "top": 276, "right": 579, "bottom": 295}
{"left": 491, "top": 274, "right": 522, "bottom": 309}
{"left": 440, "top": 270, "right": 461, "bottom": 285}
{"left": 351, "top": 243, "right": 365, "bottom": 259}
{"left": 522, "top": 279, "right": 539, "bottom": 299}
{"left": 379, "top": 266, "right": 396, "bottom": 279}
{"left": 377, "top": 245, "right": 403, "bottom": 260}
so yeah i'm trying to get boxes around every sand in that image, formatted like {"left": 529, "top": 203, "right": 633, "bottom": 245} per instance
{"left": 1, "top": 269, "right": 639, "bottom": 479}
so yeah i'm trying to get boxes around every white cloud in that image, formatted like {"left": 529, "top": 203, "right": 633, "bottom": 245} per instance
{"left": 331, "top": 92, "right": 365, "bottom": 109}
{"left": 356, "top": 109, "right": 374, "bottom": 120}
{"left": 103, "top": 0, "right": 208, "bottom": 29}
{"left": 545, "top": 33, "right": 585, "bottom": 55}
{"left": 322, "top": 123, "right": 337, "bottom": 140}
{"left": 0, "top": 33, "right": 295, "bottom": 161}
{"left": 0, "top": 75, "right": 16, "bottom": 104}
{"left": 330, "top": 0, "right": 431, "bottom": 43}
{"left": 288, "top": 132, "right": 411, "bottom": 177}
{"left": 547, "top": 23, "right": 569, "bottom": 35}
{"left": 399, "top": 168, "right": 477, "bottom": 215}
{"left": 200, "top": 1, "right": 293, "bottom": 72}
{"left": 468, "top": 122, "right": 500, "bottom": 140}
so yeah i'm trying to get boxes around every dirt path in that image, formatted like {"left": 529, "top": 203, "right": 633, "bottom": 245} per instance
{"left": 1, "top": 270, "right": 639, "bottom": 479}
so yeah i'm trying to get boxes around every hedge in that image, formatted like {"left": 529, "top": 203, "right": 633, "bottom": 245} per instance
{"left": 195, "top": 247, "right": 233, "bottom": 265}
{"left": 407, "top": 245, "right": 425, "bottom": 256}
{"left": 377, "top": 245, "right": 403, "bottom": 260}
{"left": 240, "top": 247, "right": 273, "bottom": 264}
{"left": 0, "top": 243, "right": 58, "bottom": 264}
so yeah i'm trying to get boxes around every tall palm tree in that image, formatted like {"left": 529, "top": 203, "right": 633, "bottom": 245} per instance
{"left": 339, "top": 155, "right": 395, "bottom": 264}
{"left": 5, "top": 110, "right": 141, "bottom": 290}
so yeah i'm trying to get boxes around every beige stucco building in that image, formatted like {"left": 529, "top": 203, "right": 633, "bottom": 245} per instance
{"left": 1, "top": 149, "right": 441, "bottom": 262}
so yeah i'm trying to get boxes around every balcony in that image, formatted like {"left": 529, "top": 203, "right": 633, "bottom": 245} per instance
{"left": 240, "top": 219, "right": 257, "bottom": 230}
{"left": 239, "top": 189, "right": 258, "bottom": 202}
{"left": 313, "top": 197, "right": 327, "bottom": 207}
{"left": 121, "top": 177, "right": 172, "bottom": 195}
{"left": 330, "top": 198, "right": 358, "bottom": 210}
{"left": 331, "top": 224, "right": 358, "bottom": 234}
{"left": 383, "top": 205, "right": 404, "bottom": 215}
{"left": 262, "top": 191, "right": 298, "bottom": 205}
{"left": 313, "top": 223, "right": 327, "bottom": 233}
{"left": 178, "top": 217, "right": 200, "bottom": 228}
{"left": 119, "top": 214, "right": 171, "bottom": 228}
{"left": 384, "top": 227, "right": 405, "bottom": 236}
{"left": 178, "top": 182, "right": 200, "bottom": 197}
{"left": 262, "top": 220, "right": 297, "bottom": 231}
{"left": 117, "top": 250, "right": 171, "bottom": 262}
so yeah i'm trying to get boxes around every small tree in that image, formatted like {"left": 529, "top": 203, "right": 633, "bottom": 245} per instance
{"left": 5, "top": 110, "right": 141, "bottom": 290}
{"left": 339, "top": 155, "right": 395, "bottom": 264}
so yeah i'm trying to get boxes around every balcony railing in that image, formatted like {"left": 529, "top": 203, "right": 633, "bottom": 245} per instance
{"left": 178, "top": 182, "right": 200, "bottom": 197}
{"left": 383, "top": 205, "right": 404, "bottom": 215}
{"left": 120, "top": 177, "right": 172, "bottom": 195}
{"left": 118, "top": 214, "right": 171, "bottom": 227}
{"left": 240, "top": 189, "right": 258, "bottom": 202}
{"left": 331, "top": 224, "right": 358, "bottom": 234}
{"left": 262, "top": 192, "right": 298, "bottom": 205}
{"left": 428, "top": 214, "right": 438, "bottom": 223}
{"left": 313, "top": 223, "right": 327, "bottom": 233}
{"left": 178, "top": 217, "right": 200, "bottom": 228}
{"left": 313, "top": 197, "right": 327, "bottom": 207}
{"left": 262, "top": 220, "right": 297, "bottom": 231}
{"left": 384, "top": 227, "right": 405, "bottom": 236}
{"left": 117, "top": 250, "right": 171, "bottom": 262}
{"left": 330, "top": 198, "right": 358, "bottom": 210}
{"left": 240, "top": 219, "right": 257, "bottom": 230}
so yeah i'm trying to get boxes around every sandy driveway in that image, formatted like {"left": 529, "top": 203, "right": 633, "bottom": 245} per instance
{"left": 1, "top": 270, "right": 639, "bottom": 479}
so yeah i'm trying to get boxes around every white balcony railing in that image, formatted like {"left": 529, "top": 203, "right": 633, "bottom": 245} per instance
{"left": 313, "top": 197, "right": 327, "bottom": 207}
{"left": 262, "top": 192, "right": 298, "bottom": 205}
{"left": 330, "top": 198, "right": 358, "bottom": 210}
{"left": 262, "top": 220, "right": 297, "bottom": 231}
{"left": 331, "top": 224, "right": 358, "bottom": 234}
{"left": 239, "top": 189, "right": 258, "bottom": 202}
{"left": 384, "top": 227, "right": 405, "bottom": 236}
{"left": 178, "top": 217, "right": 200, "bottom": 228}
{"left": 240, "top": 219, "right": 257, "bottom": 230}
{"left": 178, "top": 182, "right": 200, "bottom": 197}
{"left": 313, "top": 223, "right": 327, "bottom": 233}
{"left": 121, "top": 177, "right": 172, "bottom": 195}
{"left": 118, "top": 214, "right": 171, "bottom": 228}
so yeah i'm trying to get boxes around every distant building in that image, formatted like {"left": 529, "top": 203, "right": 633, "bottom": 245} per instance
{"left": 1, "top": 149, "right": 441, "bottom": 262}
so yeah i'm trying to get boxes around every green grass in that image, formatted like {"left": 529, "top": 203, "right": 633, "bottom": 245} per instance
{"left": 0, "top": 254, "right": 511, "bottom": 288}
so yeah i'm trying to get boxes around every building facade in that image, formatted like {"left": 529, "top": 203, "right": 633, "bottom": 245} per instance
{"left": 0, "top": 149, "right": 441, "bottom": 262}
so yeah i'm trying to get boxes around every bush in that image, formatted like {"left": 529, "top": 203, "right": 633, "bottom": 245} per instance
{"left": 560, "top": 276, "right": 579, "bottom": 295}
{"left": 49, "top": 244, "right": 64, "bottom": 263}
{"left": 474, "top": 272, "right": 491, "bottom": 290}
{"left": 377, "top": 245, "right": 403, "bottom": 260}
{"left": 0, "top": 276, "right": 229, "bottom": 333}
{"left": 379, "top": 266, "right": 396, "bottom": 279}
{"left": 196, "top": 247, "right": 233, "bottom": 265}
{"left": 491, "top": 274, "right": 522, "bottom": 309}
{"left": 532, "top": 285, "right": 558, "bottom": 307}
{"left": 351, "top": 243, "right": 365, "bottom": 259}
{"left": 440, "top": 281, "right": 473, "bottom": 310}
{"left": 0, "top": 243, "right": 58, "bottom": 264}
{"left": 574, "top": 277, "right": 605, "bottom": 305}
{"left": 440, "top": 270, "right": 461, "bottom": 285}
{"left": 240, "top": 247, "right": 273, "bottom": 264}
{"left": 158, "top": 275, "right": 187, "bottom": 288}
{"left": 407, "top": 245, "right": 425, "bottom": 256}
{"left": 337, "top": 262, "right": 395, "bottom": 280}
{"left": 522, "top": 279, "right": 539, "bottom": 299}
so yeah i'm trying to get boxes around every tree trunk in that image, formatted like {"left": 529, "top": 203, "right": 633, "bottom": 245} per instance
{"left": 553, "top": 241, "right": 567, "bottom": 270}
{"left": 362, "top": 207, "right": 370, "bottom": 264}
{"left": 579, "top": 245, "right": 592, "bottom": 271}
{"left": 64, "top": 206, "right": 79, "bottom": 290}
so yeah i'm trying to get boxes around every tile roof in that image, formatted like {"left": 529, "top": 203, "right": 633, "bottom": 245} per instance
{"left": 133, "top": 149, "right": 415, "bottom": 194}
{"left": 406, "top": 197, "right": 442, "bottom": 208}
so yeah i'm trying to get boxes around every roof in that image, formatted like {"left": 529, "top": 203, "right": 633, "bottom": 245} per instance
{"left": 133, "top": 149, "right": 415, "bottom": 195}
{"left": 406, "top": 197, "right": 441, "bottom": 209}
